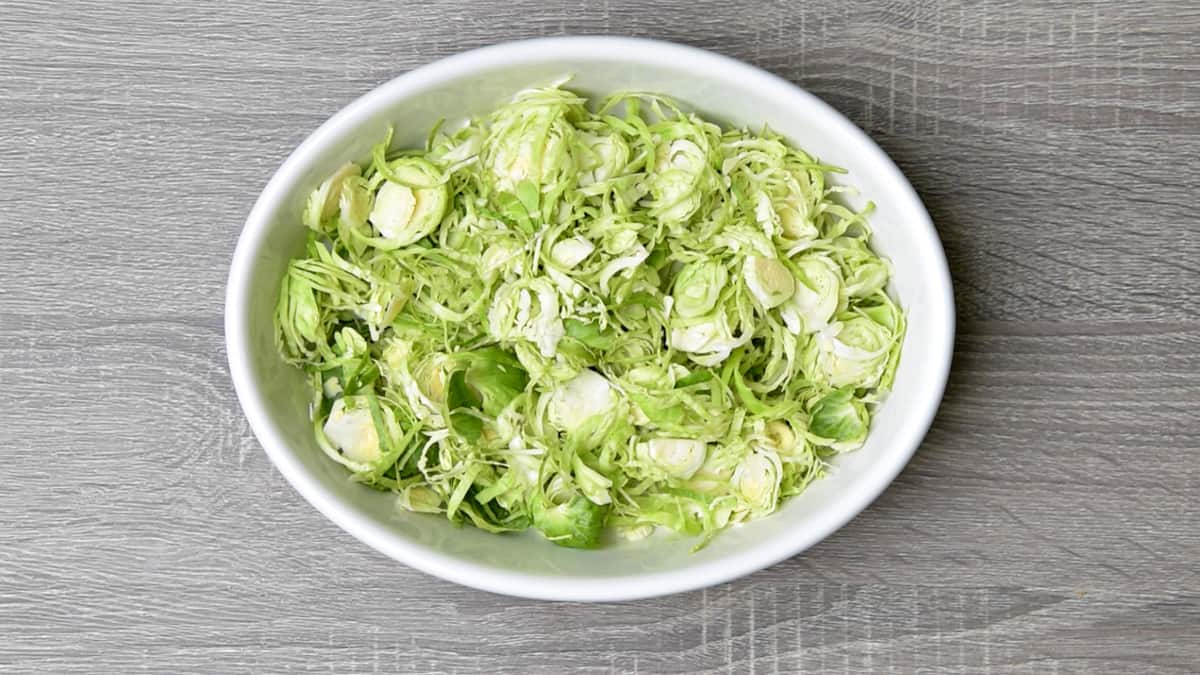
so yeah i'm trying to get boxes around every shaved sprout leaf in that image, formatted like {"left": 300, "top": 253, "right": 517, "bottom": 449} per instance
{"left": 808, "top": 387, "right": 869, "bottom": 450}
{"left": 529, "top": 491, "right": 609, "bottom": 549}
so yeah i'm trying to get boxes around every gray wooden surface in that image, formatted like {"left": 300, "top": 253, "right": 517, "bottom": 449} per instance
{"left": 2, "top": 0, "right": 1197, "bottom": 672}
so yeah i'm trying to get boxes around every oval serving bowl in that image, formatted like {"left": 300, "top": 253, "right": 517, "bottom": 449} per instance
{"left": 226, "top": 37, "right": 954, "bottom": 601}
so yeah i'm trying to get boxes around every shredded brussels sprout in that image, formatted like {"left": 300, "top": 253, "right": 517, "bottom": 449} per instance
{"left": 274, "top": 84, "right": 905, "bottom": 549}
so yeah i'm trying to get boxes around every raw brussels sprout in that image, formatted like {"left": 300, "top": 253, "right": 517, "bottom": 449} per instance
{"left": 274, "top": 83, "right": 903, "bottom": 549}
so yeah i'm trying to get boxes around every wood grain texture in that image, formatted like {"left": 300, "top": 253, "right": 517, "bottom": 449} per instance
{"left": 2, "top": 0, "right": 1198, "bottom": 673}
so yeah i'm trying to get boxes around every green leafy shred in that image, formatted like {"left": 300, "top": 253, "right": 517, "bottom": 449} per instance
{"left": 274, "top": 83, "right": 905, "bottom": 549}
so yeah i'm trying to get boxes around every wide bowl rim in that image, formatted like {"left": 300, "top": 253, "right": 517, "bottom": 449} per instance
{"left": 225, "top": 35, "right": 955, "bottom": 602}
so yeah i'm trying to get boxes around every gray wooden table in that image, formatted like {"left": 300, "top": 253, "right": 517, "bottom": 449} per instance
{"left": 2, "top": 1, "right": 1197, "bottom": 673}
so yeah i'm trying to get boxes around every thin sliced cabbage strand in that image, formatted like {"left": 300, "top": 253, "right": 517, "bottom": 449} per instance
{"left": 274, "top": 83, "right": 904, "bottom": 550}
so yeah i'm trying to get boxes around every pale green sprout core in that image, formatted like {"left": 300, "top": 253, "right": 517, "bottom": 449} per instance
{"left": 274, "top": 84, "right": 904, "bottom": 549}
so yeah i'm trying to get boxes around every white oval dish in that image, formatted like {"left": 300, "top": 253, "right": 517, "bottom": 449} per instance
{"left": 226, "top": 36, "right": 954, "bottom": 602}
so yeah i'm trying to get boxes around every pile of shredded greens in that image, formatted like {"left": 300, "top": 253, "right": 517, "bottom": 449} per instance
{"left": 275, "top": 84, "right": 904, "bottom": 549}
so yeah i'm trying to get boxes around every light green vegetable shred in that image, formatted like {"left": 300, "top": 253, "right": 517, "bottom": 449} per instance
{"left": 274, "top": 84, "right": 905, "bottom": 549}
